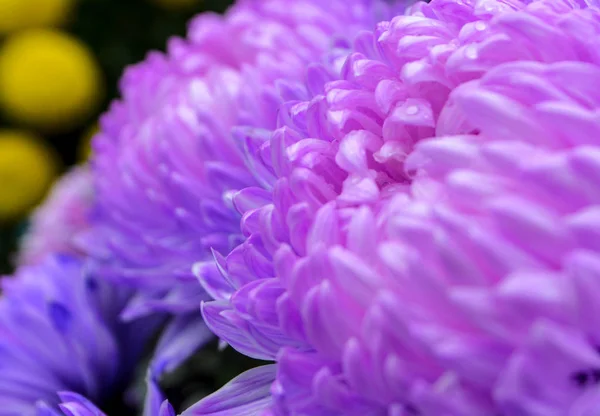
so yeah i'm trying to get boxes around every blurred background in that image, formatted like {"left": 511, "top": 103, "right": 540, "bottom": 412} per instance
{"left": 0, "top": 0, "right": 236, "bottom": 274}
{"left": 0, "top": 1, "right": 267, "bottom": 412}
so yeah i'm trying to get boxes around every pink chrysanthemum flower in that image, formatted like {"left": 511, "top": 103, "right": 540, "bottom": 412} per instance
{"left": 87, "top": 0, "right": 403, "bottom": 321}
{"left": 193, "top": 0, "right": 600, "bottom": 414}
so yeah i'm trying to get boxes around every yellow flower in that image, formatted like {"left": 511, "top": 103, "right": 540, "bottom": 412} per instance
{"left": 0, "top": 29, "right": 102, "bottom": 132}
{"left": 0, "top": 0, "right": 75, "bottom": 34}
{"left": 0, "top": 130, "right": 59, "bottom": 221}
{"left": 151, "top": 0, "right": 200, "bottom": 11}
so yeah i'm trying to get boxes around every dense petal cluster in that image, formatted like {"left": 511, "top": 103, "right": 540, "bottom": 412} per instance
{"left": 195, "top": 0, "right": 600, "bottom": 414}
{"left": 18, "top": 167, "right": 92, "bottom": 266}
{"left": 0, "top": 255, "right": 157, "bottom": 415}
{"left": 199, "top": 0, "right": 491, "bottom": 362}
{"left": 7, "top": 0, "right": 600, "bottom": 414}
{"left": 89, "top": 0, "right": 404, "bottom": 319}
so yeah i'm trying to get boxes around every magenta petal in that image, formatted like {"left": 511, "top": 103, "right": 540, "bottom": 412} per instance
{"left": 193, "top": 261, "right": 235, "bottom": 301}
{"left": 202, "top": 301, "right": 276, "bottom": 360}
{"left": 181, "top": 365, "right": 276, "bottom": 416}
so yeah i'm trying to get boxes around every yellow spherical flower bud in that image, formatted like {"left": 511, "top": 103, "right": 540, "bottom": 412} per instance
{"left": 0, "top": 0, "right": 74, "bottom": 35}
{"left": 0, "top": 130, "right": 59, "bottom": 221}
{"left": 27, "top": 0, "right": 74, "bottom": 27}
{"left": 0, "top": 29, "right": 102, "bottom": 133}
{"left": 151, "top": 0, "right": 200, "bottom": 11}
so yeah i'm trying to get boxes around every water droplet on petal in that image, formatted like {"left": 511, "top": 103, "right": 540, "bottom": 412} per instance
{"left": 465, "top": 45, "right": 479, "bottom": 60}
{"left": 475, "top": 21, "right": 487, "bottom": 31}
{"left": 405, "top": 105, "right": 419, "bottom": 115}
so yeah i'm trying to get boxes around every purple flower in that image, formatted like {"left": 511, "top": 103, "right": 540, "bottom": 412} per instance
{"left": 87, "top": 0, "right": 405, "bottom": 320}
{"left": 194, "top": 0, "right": 600, "bottom": 414}
{"left": 18, "top": 167, "right": 92, "bottom": 266}
{"left": 0, "top": 255, "right": 158, "bottom": 415}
